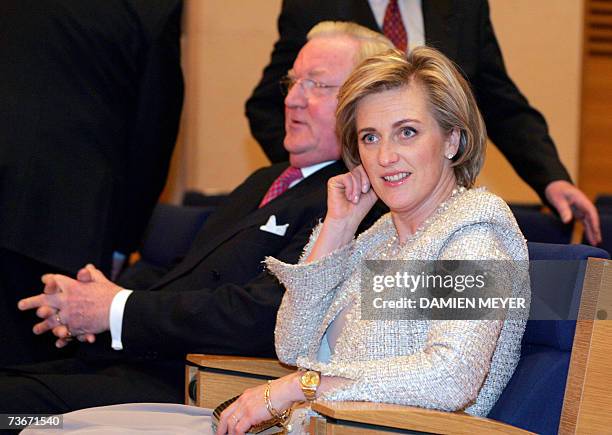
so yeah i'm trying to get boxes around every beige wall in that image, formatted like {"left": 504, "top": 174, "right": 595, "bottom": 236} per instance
{"left": 171, "top": 0, "right": 583, "bottom": 204}
{"left": 169, "top": 0, "right": 279, "bottom": 201}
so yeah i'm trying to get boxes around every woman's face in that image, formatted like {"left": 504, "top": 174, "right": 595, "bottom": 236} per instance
{"left": 356, "top": 83, "right": 459, "bottom": 224}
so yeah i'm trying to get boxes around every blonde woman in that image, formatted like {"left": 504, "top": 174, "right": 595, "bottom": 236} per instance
{"left": 218, "top": 46, "right": 529, "bottom": 434}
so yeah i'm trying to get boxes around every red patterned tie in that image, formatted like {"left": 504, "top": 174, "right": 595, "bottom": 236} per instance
{"left": 383, "top": 0, "right": 407, "bottom": 52}
{"left": 259, "top": 166, "right": 303, "bottom": 208}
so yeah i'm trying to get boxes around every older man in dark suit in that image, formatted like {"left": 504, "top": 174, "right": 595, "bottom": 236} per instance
{"left": 3, "top": 22, "right": 393, "bottom": 414}
{"left": 246, "top": 0, "right": 601, "bottom": 245}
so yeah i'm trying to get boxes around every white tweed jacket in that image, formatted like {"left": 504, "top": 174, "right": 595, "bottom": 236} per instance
{"left": 266, "top": 188, "right": 530, "bottom": 416}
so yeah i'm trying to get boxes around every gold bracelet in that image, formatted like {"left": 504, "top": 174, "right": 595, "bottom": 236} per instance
{"left": 264, "top": 380, "right": 291, "bottom": 424}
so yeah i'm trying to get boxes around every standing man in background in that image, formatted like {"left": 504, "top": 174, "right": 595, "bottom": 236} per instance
{"left": 246, "top": 0, "right": 601, "bottom": 245}
{"left": 0, "top": 0, "right": 184, "bottom": 365}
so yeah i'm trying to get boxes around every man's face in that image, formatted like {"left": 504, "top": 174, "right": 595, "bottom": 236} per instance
{"left": 283, "top": 36, "right": 360, "bottom": 168}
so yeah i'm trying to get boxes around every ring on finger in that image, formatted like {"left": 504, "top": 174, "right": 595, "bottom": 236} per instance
{"left": 231, "top": 414, "right": 239, "bottom": 424}
{"left": 55, "top": 313, "right": 64, "bottom": 325}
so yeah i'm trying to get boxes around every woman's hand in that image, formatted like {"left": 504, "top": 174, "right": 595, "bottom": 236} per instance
{"left": 306, "top": 165, "right": 378, "bottom": 262}
{"left": 326, "top": 165, "right": 378, "bottom": 224}
{"left": 216, "top": 373, "right": 302, "bottom": 435}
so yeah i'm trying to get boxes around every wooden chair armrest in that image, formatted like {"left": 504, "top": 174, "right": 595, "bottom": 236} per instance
{"left": 310, "top": 401, "right": 534, "bottom": 435}
{"left": 560, "top": 258, "right": 612, "bottom": 433}
{"left": 186, "top": 354, "right": 294, "bottom": 377}
{"left": 185, "top": 354, "right": 295, "bottom": 407}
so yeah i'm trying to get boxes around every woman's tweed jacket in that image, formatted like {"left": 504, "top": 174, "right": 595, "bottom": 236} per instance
{"left": 267, "top": 188, "right": 530, "bottom": 416}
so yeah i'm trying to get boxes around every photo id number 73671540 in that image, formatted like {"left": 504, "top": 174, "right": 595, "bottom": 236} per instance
{"left": 0, "top": 414, "right": 63, "bottom": 430}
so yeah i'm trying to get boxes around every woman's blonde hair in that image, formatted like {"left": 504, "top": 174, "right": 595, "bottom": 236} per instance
{"left": 336, "top": 46, "right": 486, "bottom": 188}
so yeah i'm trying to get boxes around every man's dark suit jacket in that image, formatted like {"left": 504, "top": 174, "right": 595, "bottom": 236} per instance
{"left": 119, "top": 162, "right": 348, "bottom": 358}
{"left": 0, "top": 162, "right": 350, "bottom": 413}
{"left": 0, "top": 0, "right": 184, "bottom": 273}
{"left": 245, "top": 0, "right": 571, "bottom": 202}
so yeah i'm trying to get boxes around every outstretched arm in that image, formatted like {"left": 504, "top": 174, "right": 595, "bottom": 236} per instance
{"left": 470, "top": 0, "right": 571, "bottom": 199}
{"left": 467, "top": 2, "right": 602, "bottom": 242}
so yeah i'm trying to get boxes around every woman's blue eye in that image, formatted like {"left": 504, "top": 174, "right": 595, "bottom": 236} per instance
{"left": 400, "top": 127, "right": 416, "bottom": 138}
{"left": 361, "top": 133, "right": 378, "bottom": 144}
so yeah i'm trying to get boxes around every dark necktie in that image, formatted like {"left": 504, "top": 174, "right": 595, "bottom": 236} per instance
{"left": 259, "top": 166, "right": 303, "bottom": 208}
{"left": 383, "top": 0, "right": 408, "bottom": 52}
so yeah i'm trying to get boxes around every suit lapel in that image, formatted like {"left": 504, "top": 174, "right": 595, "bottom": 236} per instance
{"left": 201, "top": 165, "right": 286, "bottom": 234}
{"left": 422, "top": 0, "right": 457, "bottom": 61}
{"left": 209, "top": 161, "right": 344, "bottom": 247}
{"left": 150, "top": 164, "right": 287, "bottom": 289}
{"left": 193, "top": 168, "right": 287, "bottom": 257}
{"left": 151, "top": 161, "right": 345, "bottom": 290}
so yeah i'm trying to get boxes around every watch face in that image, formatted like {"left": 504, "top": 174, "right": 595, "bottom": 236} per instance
{"left": 302, "top": 371, "right": 320, "bottom": 388}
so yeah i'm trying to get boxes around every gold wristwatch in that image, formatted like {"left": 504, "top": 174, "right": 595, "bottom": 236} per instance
{"left": 299, "top": 370, "right": 321, "bottom": 402}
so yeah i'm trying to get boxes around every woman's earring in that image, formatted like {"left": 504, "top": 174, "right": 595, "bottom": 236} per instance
{"left": 446, "top": 153, "right": 455, "bottom": 160}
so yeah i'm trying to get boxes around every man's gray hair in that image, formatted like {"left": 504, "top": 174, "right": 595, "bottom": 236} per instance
{"left": 307, "top": 21, "right": 395, "bottom": 66}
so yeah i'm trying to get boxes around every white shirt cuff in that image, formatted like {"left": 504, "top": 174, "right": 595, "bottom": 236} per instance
{"left": 110, "top": 289, "right": 133, "bottom": 350}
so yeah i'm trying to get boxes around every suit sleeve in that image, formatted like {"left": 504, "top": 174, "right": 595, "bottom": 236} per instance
{"left": 115, "top": 0, "right": 184, "bottom": 254}
{"left": 120, "top": 213, "right": 319, "bottom": 358}
{"left": 244, "top": 0, "right": 307, "bottom": 163}
{"left": 471, "top": 0, "right": 571, "bottom": 201}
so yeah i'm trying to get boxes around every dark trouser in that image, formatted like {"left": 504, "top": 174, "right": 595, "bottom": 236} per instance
{"left": 0, "top": 248, "right": 78, "bottom": 365}
{"left": 0, "top": 357, "right": 184, "bottom": 414}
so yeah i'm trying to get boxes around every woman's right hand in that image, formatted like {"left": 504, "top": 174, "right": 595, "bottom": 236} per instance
{"left": 306, "top": 165, "right": 377, "bottom": 262}
{"left": 326, "top": 164, "right": 378, "bottom": 229}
